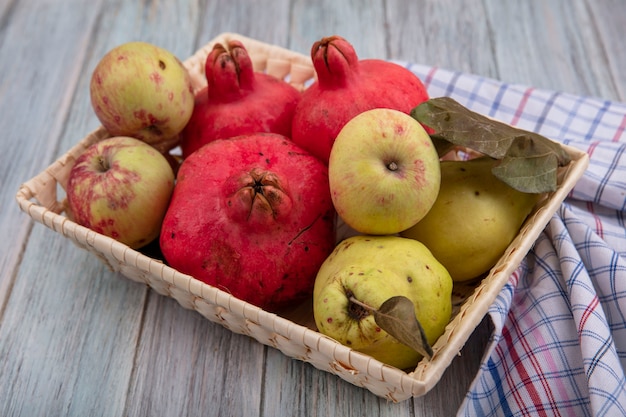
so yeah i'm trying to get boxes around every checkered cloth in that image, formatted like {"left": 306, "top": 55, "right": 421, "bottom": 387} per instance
{"left": 404, "top": 62, "right": 626, "bottom": 416}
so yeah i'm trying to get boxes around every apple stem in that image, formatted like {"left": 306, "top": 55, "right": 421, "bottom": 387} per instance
{"left": 97, "top": 155, "right": 109, "bottom": 172}
{"left": 348, "top": 296, "right": 376, "bottom": 312}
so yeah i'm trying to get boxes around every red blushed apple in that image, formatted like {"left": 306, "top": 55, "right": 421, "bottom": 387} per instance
{"left": 66, "top": 136, "right": 175, "bottom": 249}
{"left": 90, "top": 41, "right": 195, "bottom": 153}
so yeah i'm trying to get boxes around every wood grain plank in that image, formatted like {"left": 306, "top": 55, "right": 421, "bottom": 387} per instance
{"left": 413, "top": 318, "right": 492, "bottom": 414}
{"left": 586, "top": 0, "right": 626, "bottom": 101}
{"left": 0, "top": 225, "right": 146, "bottom": 416}
{"left": 261, "top": 348, "right": 414, "bottom": 417}
{"left": 0, "top": 1, "right": 207, "bottom": 417}
{"left": 0, "top": 0, "right": 18, "bottom": 36}
{"left": 384, "top": 0, "right": 498, "bottom": 77}
{"left": 0, "top": 0, "right": 104, "bottom": 320}
{"left": 124, "top": 295, "right": 266, "bottom": 417}
{"left": 194, "top": 0, "right": 293, "bottom": 49}
{"left": 482, "top": 0, "right": 618, "bottom": 99}
{"left": 288, "top": 0, "right": 388, "bottom": 58}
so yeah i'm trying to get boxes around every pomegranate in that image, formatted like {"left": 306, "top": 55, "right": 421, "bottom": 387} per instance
{"left": 291, "top": 35, "right": 430, "bottom": 164}
{"left": 180, "top": 41, "right": 302, "bottom": 159}
{"left": 160, "top": 133, "right": 336, "bottom": 311}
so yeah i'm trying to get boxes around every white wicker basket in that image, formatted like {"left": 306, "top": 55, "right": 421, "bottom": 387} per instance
{"left": 15, "top": 33, "right": 589, "bottom": 402}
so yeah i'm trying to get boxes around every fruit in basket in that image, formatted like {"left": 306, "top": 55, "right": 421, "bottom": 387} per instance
{"left": 160, "top": 133, "right": 336, "bottom": 311}
{"left": 401, "top": 157, "right": 542, "bottom": 282}
{"left": 66, "top": 136, "right": 175, "bottom": 249}
{"left": 313, "top": 235, "right": 453, "bottom": 370}
{"left": 180, "top": 40, "right": 302, "bottom": 159}
{"left": 329, "top": 108, "right": 440, "bottom": 235}
{"left": 291, "top": 35, "right": 430, "bottom": 164}
{"left": 90, "top": 41, "right": 195, "bottom": 153}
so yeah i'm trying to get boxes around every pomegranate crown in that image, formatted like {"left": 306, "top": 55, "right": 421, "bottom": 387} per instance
{"left": 311, "top": 35, "right": 360, "bottom": 88}
{"left": 205, "top": 40, "right": 255, "bottom": 101}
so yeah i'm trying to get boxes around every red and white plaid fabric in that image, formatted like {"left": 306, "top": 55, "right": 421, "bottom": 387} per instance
{"left": 404, "top": 63, "right": 626, "bottom": 417}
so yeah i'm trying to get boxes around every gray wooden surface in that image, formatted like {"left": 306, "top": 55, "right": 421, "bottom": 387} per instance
{"left": 1, "top": 1, "right": 624, "bottom": 416}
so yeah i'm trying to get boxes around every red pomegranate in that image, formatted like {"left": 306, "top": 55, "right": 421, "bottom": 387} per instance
{"left": 291, "top": 35, "right": 430, "bottom": 163}
{"left": 160, "top": 133, "right": 336, "bottom": 311}
{"left": 180, "top": 40, "right": 302, "bottom": 159}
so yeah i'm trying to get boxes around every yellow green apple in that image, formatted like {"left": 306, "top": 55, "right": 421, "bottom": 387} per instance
{"left": 66, "top": 136, "right": 175, "bottom": 249}
{"left": 328, "top": 108, "right": 441, "bottom": 235}
{"left": 90, "top": 41, "right": 195, "bottom": 153}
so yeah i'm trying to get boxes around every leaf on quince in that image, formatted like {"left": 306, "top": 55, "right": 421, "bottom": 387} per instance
{"left": 373, "top": 296, "right": 433, "bottom": 360}
{"left": 411, "top": 97, "right": 571, "bottom": 193}
{"left": 492, "top": 136, "right": 563, "bottom": 192}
